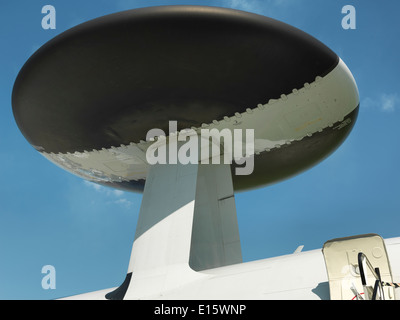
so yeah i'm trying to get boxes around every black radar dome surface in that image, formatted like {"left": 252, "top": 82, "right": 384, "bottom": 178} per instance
{"left": 12, "top": 6, "right": 359, "bottom": 192}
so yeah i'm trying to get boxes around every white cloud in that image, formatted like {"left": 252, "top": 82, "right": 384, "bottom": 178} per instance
{"left": 84, "top": 180, "right": 101, "bottom": 191}
{"left": 113, "top": 189, "right": 124, "bottom": 197}
{"left": 83, "top": 181, "right": 133, "bottom": 208}
{"left": 112, "top": 198, "right": 133, "bottom": 209}
{"left": 381, "top": 93, "right": 399, "bottom": 113}
{"left": 362, "top": 93, "right": 399, "bottom": 113}
{"left": 83, "top": 180, "right": 122, "bottom": 196}
{"left": 228, "top": 0, "right": 262, "bottom": 13}
{"left": 224, "top": 0, "right": 290, "bottom": 14}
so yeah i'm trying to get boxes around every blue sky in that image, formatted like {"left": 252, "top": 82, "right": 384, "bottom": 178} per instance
{"left": 0, "top": 0, "right": 399, "bottom": 300}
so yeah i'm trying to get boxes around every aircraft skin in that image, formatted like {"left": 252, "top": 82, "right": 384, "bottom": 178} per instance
{"left": 60, "top": 237, "right": 400, "bottom": 300}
